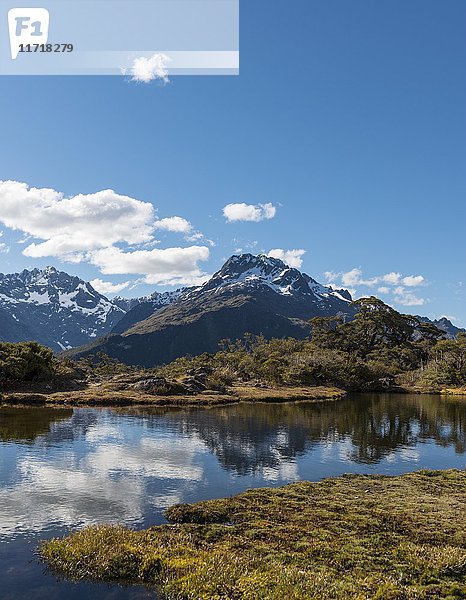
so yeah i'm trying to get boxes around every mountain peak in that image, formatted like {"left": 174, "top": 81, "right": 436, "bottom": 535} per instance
{"left": 417, "top": 315, "right": 465, "bottom": 339}
{"left": 0, "top": 266, "right": 124, "bottom": 351}
{"left": 15, "top": 265, "right": 61, "bottom": 285}
{"left": 68, "top": 253, "right": 357, "bottom": 366}
{"left": 203, "top": 253, "right": 352, "bottom": 303}
{"left": 220, "top": 253, "right": 287, "bottom": 274}
{"left": 208, "top": 253, "right": 294, "bottom": 289}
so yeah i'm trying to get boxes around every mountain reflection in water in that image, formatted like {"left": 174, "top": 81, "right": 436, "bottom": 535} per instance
{"left": 0, "top": 393, "right": 464, "bottom": 540}
{"left": 0, "top": 393, "right": 465, "bottom": 600}
{"left": 120, "top": 393, "right": 465, "bottom": 473}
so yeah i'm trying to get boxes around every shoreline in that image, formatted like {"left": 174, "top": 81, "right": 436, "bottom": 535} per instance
{"left": 0, "top": 385, "right": 347, "bottom": 408}
{"left": 40, "top": 469, "right": 466, "bottom": 599}
{"left": 2, "top": 385, "right": 466, "bottom": 409}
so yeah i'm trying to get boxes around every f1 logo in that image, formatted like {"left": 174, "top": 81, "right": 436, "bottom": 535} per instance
{"left": 8, "top": 8, "right": 50, "bottom": 59}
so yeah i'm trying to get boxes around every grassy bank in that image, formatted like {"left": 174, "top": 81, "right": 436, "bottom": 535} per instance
{"left": 40, "top": 470, "right": 466, "bottom": 599}
{"left": 440, "top": 388, "right": 466, "bottom": 396}
{"left": 4, "top": 384, "right": 466, "bottom": 408}
{"left": 1, "top": 384, "right": 346, "bottom": 407}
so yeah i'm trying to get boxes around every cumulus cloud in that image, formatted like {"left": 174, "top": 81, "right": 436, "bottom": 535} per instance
{"left": 382, "top": 272, "right": 401, "bottom": 285}
{"left": 340, "top": 268, "right": 362, "bottom": 287}
{"left": 89, "top": 279, "right": 131, "bottom": 296}
{"left": 267, "top": 248, "right": 306, "bottom": 269}
{"left": 325, "top": 267, "right": 428, "bottom": 307}
{"left": 340, "top": 268, "right": 378, "bottom": 288}
{"left": 337, "top": 268, "right": 425, "bottom": 290}
{"left": 0, "top": 181, "right": 155, "bottom": 258}
{"left": 0, "top": 242, "right": 9, "bottom": 254}
{"left": 90, "top": 245, "right": 210, "bottom": 286}
{"left": 323, "top": 271, "right": 339, "bottom": 283}
{"left": 0, "top": 180, "right": 210, "bottom": 287}
{"left": 223, "top": 202, "right": 276, "bottom": 223}
{"left": 402, "top": 275, "right": 425, "bottom": 287}
{"left": 154, "top": 216, "right": 192, "bottom": 234}
{"left": 129, "top": 53, "right": 170, "bottom": 84}
{"left": 393, "top": 287, "right": 426, "bottom": 306}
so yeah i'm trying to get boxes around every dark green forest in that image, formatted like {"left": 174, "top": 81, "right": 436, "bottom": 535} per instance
{"left": 158, "top": 297, "right": 466, "bottom": 391}
{"left": 1, "top": 297, "right": 465, "bottom": 392}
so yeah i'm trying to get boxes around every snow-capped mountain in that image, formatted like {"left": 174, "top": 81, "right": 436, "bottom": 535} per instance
{"left": 202, "top": 254, "right": 352, "bottom": 306}
{"left": 1, "top": 256, "right": 461, "bottom": 362}
{"left": 111, "top": 288, "right": 186, "bottom": 334}
{"left": 0, "top": 267, "right": 125, "bottom": 351}
{"left": 68, "top": 254, "right": 356, "bottom": 367}
{"left": 113, "top": 289, "right": 184, "bottom": 313}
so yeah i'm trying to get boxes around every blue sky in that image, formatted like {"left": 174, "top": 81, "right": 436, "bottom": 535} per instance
{"left": 0, "top": 0, "right": 465, "bottom": 324}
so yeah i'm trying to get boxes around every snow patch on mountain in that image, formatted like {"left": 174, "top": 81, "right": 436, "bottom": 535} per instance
{"left": 113, "top": 288, "right": 184, "bottom": 312}
{"left": 0, "top": 267, "right": 125, "bottom": 351}
{"left": 202, "top": 254, "right": 352, "bottom": 303}
{"left": 0, "top": 255, "right": 356, "bottom": 352}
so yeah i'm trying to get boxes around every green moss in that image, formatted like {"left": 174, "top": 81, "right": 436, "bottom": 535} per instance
{"left": 40, "top": 470, "right": 466, "bottom": 599}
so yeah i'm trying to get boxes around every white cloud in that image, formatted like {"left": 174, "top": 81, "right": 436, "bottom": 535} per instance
{"left": 185, "top": 231, "right": 214, "bottom": 246}
{"left": 393, "top": 287, "right": 426, "bottom": 306}
{"left": 341, "top": 268, "right": 378, "bottom": 287}
{"left": 339, "top": 268, "right": 425, "bottom": 290}
{"left": 89, "top": 279, "right": 131, "bottom": 296}
{"left": 323, "top": 271, "right": 339, "bottom": 283}
{"left": 0, "top": 242, "right": 9, "bottom": 254}
{"left": 0, "top": 180, "right": 210, "bottom": 286}
{"left": 402, "top": 275, "right": 425, "bottom": 287}
{"left": 223, "top": 202, "right": 276, "bottom": 223}
{"left": 146, "top": 273, "right": 211, "bottom": 287}
{"left": 382, "top": 272, "right": 401, "bottom": 285}
{"left": 154, "top": 216, "right": 192, "bottom": 234}
{"left": 267, "top": 248, "right": 306, "bottom": 269}
{"left": 0, "top": 181, "right": 155, "bottom": 258}
{"left": 325, "top": 266, "right": 428, "bottom": 307}
{"left": 90, "top": 245, "right": 210, "bottom": 286}
{"left": 128, "top": 53, "right": 170, "bottom": 84}
{"left": 340, "top": 268, "right": 361, "bottom": 287}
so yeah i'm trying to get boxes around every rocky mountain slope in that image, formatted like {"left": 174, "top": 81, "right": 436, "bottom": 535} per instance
{"left": 67, "top": 254, "right": 356, "bottom": 366}
{"left": 1, "top": 257, "right": 462, "bottom": 362}
{"left": 0, "top": 267, "right": 125, "bottom": 351}
{"left": 417, "top": 316, "right": 463, "bottom": 339}
{"left": 111, "top": 289, "right": 185, "bottom": 334}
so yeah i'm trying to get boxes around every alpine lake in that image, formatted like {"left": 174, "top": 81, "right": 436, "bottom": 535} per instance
{"left": 0, "top": 392, "right": 464, "bottom": 599}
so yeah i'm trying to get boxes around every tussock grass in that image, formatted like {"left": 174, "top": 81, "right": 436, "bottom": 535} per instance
{"left": 40, "top": 470, "right": 466, "bottom": 599}
{"left": 3, "top": 385, "right": 345, "bottom": 407}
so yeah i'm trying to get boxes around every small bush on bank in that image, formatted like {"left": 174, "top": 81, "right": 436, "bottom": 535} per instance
{"left": 0, "top": 342, "right": 55, "bottom": 386}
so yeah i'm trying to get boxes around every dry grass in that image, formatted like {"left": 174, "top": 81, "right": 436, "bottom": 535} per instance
{"left": 40, "top": 469, "right": 466, "bottom": 599}
{"left": 2, "top": 384, "right": 345, "bottom": 408}
{"left": 441, "top": 388, "right": 466, "bottom": 396}
{"left": 229, "top": 385, "right": 345, "bottom": 402}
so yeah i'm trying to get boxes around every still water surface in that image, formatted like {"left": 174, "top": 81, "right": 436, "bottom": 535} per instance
{"left": 0, "top": 393, "right": 465, "bottom": 599}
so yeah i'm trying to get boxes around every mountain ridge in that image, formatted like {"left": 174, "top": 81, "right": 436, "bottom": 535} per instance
{"left": 0, "top": 256, "right": 462, "bottom": 361}
{"left": 0, "top": 266, "right": 124, "bottom": 351}
{"left": 63, "top": 254, "right": 359, "bottom": 366}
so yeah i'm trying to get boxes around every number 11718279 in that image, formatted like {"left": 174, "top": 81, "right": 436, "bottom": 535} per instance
{"left": 18, "top": 43, "right": 74, "bottom": 53}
